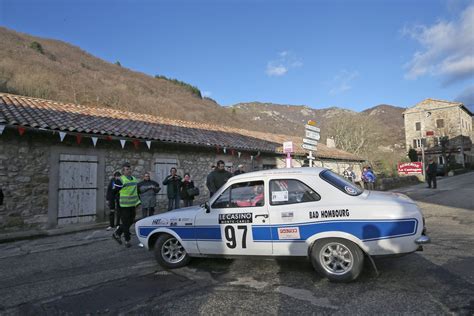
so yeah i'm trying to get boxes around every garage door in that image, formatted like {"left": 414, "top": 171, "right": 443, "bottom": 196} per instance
{"left": 58, "top": 154, "right": 98, "bottom": 225}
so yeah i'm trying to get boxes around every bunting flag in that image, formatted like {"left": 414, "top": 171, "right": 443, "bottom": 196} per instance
{"left": 238, "top": 152, "right": 241, "bottom": 158}
{"left": 106, "top": 136, "right": 113, "bottom": 141}
{"left": 76, "top": 135, "right": 82, "bottom": 145}
{"left": 18, "top": 126, "right": 26, "bottom": 136}
{"left": 256, "top": 151, "right": 261, "bottom": 158}
{"left": 146, "top": 141, "right": 151, "bottom": 149}
{"left": 231, "top": 149, "right": 235, "bottom": 156}
{"left": 250, "top": 155, "right": 254, "bottom": 161}
{"left": 91, "top": 137, "right": 98, "bottom": 147}
{"left": 59, "top": 132, "right": 67, "bottom": 142}
{"left": 216, "top": 145, "right": 220, "bottom": 153}
{"left": 0, "top": 124, "right": 5, "bottom": 135}
{"left": 132, "top": 139, "right": 140, "bottom": 149}
{"left": 223, "top": 147, "right": 227, "bottom": 154}
{"left": 120, "top": 139, "right": 126, "bottom": 148}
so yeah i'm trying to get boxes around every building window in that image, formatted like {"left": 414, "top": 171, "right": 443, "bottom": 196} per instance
{"left": 438, "top": 156, "right": 444, "bottom": 165}
{"left": 436, "top": 119, "right": 444, "bottom": 128}
{"left": 415, "top": 122, "right": 421, "bottom": 131}
{"left": 413, "top": 138, "right": 426, "bottom": 148}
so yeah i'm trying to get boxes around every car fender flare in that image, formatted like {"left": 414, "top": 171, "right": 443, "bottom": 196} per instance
{"left": 146, "top": 227, "right": 184, "bottom": 250}
{"left": 306, "top": 231, "right": 369, "bottom": 257}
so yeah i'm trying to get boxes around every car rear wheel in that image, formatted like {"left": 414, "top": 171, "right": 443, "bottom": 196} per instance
{"left": 154, "top": 234, "right": 190, "bottom": 269}
{"left": 311, "top": 238, "right": 364, "bottom": 282}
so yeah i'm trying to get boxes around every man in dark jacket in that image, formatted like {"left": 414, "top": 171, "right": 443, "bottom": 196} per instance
{"left": 207, "top": 160, "right": 233, "bottom": 197}
{"left": 106, "top": 171, "right": 121, "bottom": 230}
{"left": 426, "top": 159, "right": 437, "bottom": 189}
{"left": 163, "top": 167, "right": 182, "bottom": 210}
{"left": 233, "top": 164, "right": 245, "bottom": 176}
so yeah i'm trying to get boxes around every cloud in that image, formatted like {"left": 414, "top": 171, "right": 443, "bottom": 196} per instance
{"left": 402, "top": 4, "right": 474, "bottom": 85}
{"left": 329, "top": 70, "right": 359, "bottom": 95}
{"left": 265, "top": 51, "right": 303, "bottom": 77}
{"left": 455, "top": 85, "right": 474, "bottom": 107}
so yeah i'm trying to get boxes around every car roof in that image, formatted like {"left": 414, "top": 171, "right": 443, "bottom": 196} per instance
{"left": 231, "top": 167, "right": 327, "bottom": 180}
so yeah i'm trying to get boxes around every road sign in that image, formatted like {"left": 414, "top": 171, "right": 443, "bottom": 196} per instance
{"left": 283, "top": 141, "right": 294, "bottom": 153}
{"left": 303, "top": 138, "right": 318, "bottom": 145}
{"left": 302, "top": 143, "right": 317, "bottom": 151}
{"left": 305, "top": 124, "right": 320, "bottom": 132}
{"left": 305, "top": 130, "right": 320, "bottom": 140}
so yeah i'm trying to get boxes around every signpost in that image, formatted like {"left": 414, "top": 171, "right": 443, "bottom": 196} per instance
{"left": 302, "top": 120, "right": 319, "bottom": 167}
{"left": 283, "top": 141, "right": 294, "bottom": 168}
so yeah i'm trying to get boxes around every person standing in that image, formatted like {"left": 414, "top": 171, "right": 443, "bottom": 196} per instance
{"left": 112, "top": 162, "right": 140, "bottom": 248}
{"left": 180, "top": 173, "right": 196, "bottom": 207}
{"left": 162, "top": 167, "right": 182, "bottom": 210}
{"left": 106, "top": 171, "right": 121, "bottom": 230}
{"left": 426, "top": 159, "right": 438, "bottom": 189}
{"left": 138, "top": 172, "right": 161, "bottom": 218}
{"left": 343, "top": 167, "right": 356, "bottom": 183}
{"left": 207, "top": 160, "right": 233, "bottom": 197}
{"left": 233, "top": 164, "right": 245, "bottom": 176}
{"left": 206, "top": 165, "right": 216, "bottom": 197}
{"left": 365, "top": 166, "right": 376, "bottom": 190}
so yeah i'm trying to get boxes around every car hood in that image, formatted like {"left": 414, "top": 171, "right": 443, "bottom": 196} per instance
{"left": 362, "top": 190, "right": 417, "bottom": 205}
{"left": 136, "top": 205, "right": 202, "bottom": 227}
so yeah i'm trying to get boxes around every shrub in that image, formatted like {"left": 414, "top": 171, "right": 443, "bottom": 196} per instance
{"left": 29, "top": 41, "right": 44, "bottom": 54}
{"left": 154, "top": 74, "right": 202, "bottom": 98}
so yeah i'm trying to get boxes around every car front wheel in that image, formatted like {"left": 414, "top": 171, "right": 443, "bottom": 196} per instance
{"left": 311, "top": 238, "right": 364, "bottom": 282}
{"left": 154, "top": 234, "right": 190, "bottom": 269}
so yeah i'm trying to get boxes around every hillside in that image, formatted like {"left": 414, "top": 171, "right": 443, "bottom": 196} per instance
{"left": 0, "top": 27, "right": 406, "bottom": 162}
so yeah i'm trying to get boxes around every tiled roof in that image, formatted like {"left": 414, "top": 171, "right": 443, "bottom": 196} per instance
{"left": 0, "top": 93, "right": 363, "bottom": 161}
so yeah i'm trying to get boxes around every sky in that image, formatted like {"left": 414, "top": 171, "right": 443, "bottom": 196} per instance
{"left": 1, "top": 0, "right": 473, "bottom": 112}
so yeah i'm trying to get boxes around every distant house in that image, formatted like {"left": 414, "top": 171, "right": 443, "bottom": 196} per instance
{"left": 403, "top": 99, "right": 473, "bottom": 166}
{"left": 0, "top": 93, "right": 364, "bottom": 231}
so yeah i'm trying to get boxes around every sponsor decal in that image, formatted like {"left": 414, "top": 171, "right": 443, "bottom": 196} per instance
{"left": 309, "top": 209, "right": 350, "bottom": 219}
{"left": 344, "top": 186, "right": 357, "bottom": 195}
{"left": 170, "top": 222, "right": 178, "bottom": 227}
{"left": 185, "top": 222, "right": 193, "bottom": 226}
{"left": 272, "top": 191, "right": 289, "bottom": 202}
{"left": 281, "top": 211, "right": 294, "bottom": 222}
{"left": 278, "top": 227, "right": 300, "bottom": 239}
{"left": 152, "top": 218, "right": 169, "bottom": 226}
{"left": 218, "top": 213, "right": 253, "bottom": 224}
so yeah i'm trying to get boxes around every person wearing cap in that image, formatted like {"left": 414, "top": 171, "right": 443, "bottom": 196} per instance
{"left": 233, "top": 164, "right": 245, "bottom": 176}
{"left": 426, "top": 158, "right": 437, "bottom": 189}
{"left": 112, "top": 162, "right": 140, "bottom": 248}
{"left": 207, "top": 160, "right": 232, "bottom": 197}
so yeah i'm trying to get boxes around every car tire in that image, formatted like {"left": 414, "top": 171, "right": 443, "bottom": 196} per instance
{"left": 310, "top": 238, "right": 364, "bottom": 282}
{"left": 154, "top": 234, "right": 190, "bottom": 269}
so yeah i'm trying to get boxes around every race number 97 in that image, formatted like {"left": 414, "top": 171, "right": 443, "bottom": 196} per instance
{"left": 224, "top": 225, "right": 247, "bottom": 249}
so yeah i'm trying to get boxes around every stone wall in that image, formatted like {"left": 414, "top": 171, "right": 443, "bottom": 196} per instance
{"left": 0, "top": 128, "right": 275, "bottom": 232}
{"left": 0, "top": 129, "right": 51, "bottom": 231}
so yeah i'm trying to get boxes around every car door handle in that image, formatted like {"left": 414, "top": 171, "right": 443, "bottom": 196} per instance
{"left": 255, "top": 214, "right": 269, "bottom": 219}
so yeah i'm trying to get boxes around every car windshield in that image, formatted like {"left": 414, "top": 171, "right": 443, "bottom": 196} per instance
{"left": 319, "top": 169, "right": 363, "bottom": 196}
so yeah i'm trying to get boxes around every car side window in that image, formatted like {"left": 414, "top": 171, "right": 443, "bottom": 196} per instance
{"left": 212, "top": 187, "right": 231, "bottom": 208}
{"left": 212, "top": 181, "right": 264, "bottom": 208}
{"left": 270, "top": 179, "right": 320, "bottom": 205}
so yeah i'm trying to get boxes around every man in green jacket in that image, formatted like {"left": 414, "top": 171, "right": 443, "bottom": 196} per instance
{"left": 112, "top": 162, "right": 140, "bottom": 248}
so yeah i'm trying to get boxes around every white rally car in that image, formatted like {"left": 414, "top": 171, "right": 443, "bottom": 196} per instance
{"left": 135, "top": 168, "right": 430, "bottom": 282}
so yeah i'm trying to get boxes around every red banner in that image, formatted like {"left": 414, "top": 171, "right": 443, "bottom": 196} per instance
{"left": 398, "top": 162, "right": 423, "bottom": 175}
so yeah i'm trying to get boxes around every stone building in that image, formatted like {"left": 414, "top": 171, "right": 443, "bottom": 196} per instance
{"left": 403, "top": 99, "right": 473, "bottom": 166}
{"left": 0, "top": 93, "right": 363, "bottom": 232}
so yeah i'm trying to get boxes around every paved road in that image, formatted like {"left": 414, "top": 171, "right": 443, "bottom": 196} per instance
{"left": 0, "top": 172, "right": 473, "bottom": 315}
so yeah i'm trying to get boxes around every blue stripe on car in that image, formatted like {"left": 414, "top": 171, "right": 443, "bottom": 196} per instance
{"left": 138, "top": 218, "right": 417, "bottom": 242}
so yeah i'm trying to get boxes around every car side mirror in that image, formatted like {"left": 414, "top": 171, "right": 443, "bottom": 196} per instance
{"left": 203, "top": 201, "right": 210, "bottom": 213}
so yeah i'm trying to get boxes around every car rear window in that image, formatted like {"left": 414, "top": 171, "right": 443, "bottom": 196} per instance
{"left": 319, "top": 169, "right": 363, "bottom": 196}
